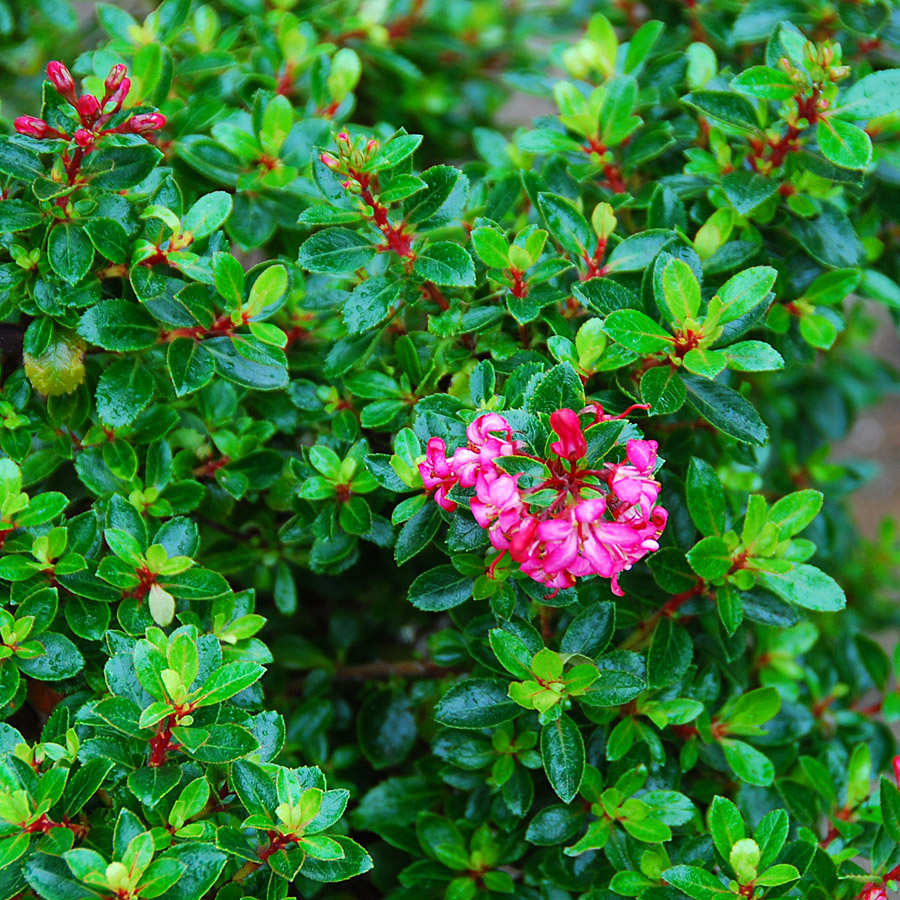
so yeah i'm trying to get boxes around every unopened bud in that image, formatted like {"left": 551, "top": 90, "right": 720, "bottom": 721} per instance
{"left": 366, "top": 139, "right": 378, "bottom": 155}
{"left": 336, "top": 131, "right": 350, "bottom": 145}
{"left": 14, "top": 116, "right": 55, "bottom": 139}
{"left": 76, "top": 94, "right": 101, "bottom": 123}
{"left": 320, "top": 152, "right": 340, "bottom": 170}
{"left": 46, "top": 61, "right": 76, "bottom": 101}
{"left": 105, "top": 64, "right": 127, "bottom": 93}
{"left": 73, "top": 129, "right": 94, "bottom": 149}
{"left": 105, "top": 78, "right": 131, "bottom": 112}
{"left": 127, "top": 113, "right": 166, "bottom": 133}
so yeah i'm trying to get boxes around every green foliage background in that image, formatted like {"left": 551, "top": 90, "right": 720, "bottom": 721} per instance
{"left": 0, "top": 1, "right": 900, "bottom": 900}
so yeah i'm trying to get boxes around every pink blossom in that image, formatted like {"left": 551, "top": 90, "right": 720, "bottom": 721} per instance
{"left": 549, "top": 409, "right": 587, "bottom": 461}
{"left": 14, "top": 116, "right": 62, "bottom": 139}
{"left": 418, "top": 437, "right": 458, "bottom": 511}
{"left": 419, "top": 409, "right": 667, "bottom": 596}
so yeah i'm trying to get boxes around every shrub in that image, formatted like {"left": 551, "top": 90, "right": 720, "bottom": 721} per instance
{"left": 0, "top": 2, "right": 899, "bottom": 900}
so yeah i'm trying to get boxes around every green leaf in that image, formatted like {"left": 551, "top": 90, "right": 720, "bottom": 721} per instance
{"left": 540, "top": 714, "right": 584, "bottom": 803}
{"left": 756, "top": 564, "right": 845, "bottom": 612}
{"left": 603, "top": 309, "right": 672, "bottom": 354}
{"left": 816, "top": 118, "right": 872, "bottom": 171}
{"left": 297, "top": 228, "right": 375, "bottom": 274}
{"left": 167, "top": 339, "right": 215, "bottom": 397}
{"left": 686, "top": 457, "right": 725, "bottom": 537}
{"left": 768, "top": 490, "right": 822, "bottom": 538}
{"left": 682, "top": 375, "right": 768, "bottom": 445}
{"left": 358, "top": 690, "right": 416, "bottom": 770}
{"left": 83, "top": 140, "right": 162, "bottom": 189}
{"left": 84, "top": 217, "right": 129, "bottom": 263}
{"left": 725, "top": 341, "right": 783, "bottom": 372}
{"left": 716, "top": 266, "right": 777, "bottom": 323}
{"left": 721, "top": 171, "right": 778, "bottom": 216}
{"left": 708, "top": 796, "right": 744, "bottom": 861}
{"left": 641, "top": 366, "right": 686, "bottom": 415}
{"left": 471, "top": 227, "right": 510, "bottom": 269}
{"left": 683, "top": 347, "right": 728, "bottom": 379}
{"left": 0, "top": 199, "right": 43, "bottom": 233}
{"left": 195, "top": 661, "right": 264, "bottom": 706}
{"left": 183, "top": 192, "right": 233, "bottom": 239}
{"left": 260, "top": 94, "right": 293, "bottom": 157}
{"left": 80, "top": 300, "right": 159, "bottom": 351}
{"left": 344, "top": 277, "right": 402, "bottom": 334}
{"left": 721, "top": 740, "right": 774, "bottom": 786}
{"left": 527, "top": 362, "right": 585, "bottom": 416}
{"left": 731, "top": 66, "right": 797, "bottom": 101}
{"left": 682, "top": 91, "right": 760, "bottom": 131}
{"left": 647, "top": 618, "right": 692, "bottom": 688}
{"left": 413, "top": 242, "right": 475, "bottom": 287}
{"left": 663, "top": 865, "right": 732, "bottom": 899}
{"left": 408, "top": 565, "right": 473, "bottom": 611}
{"left": 660, "top": 257, "right": 701, "bottom": 322}
{"left": 686, "top": 535, "right": 732, "bottom": 579}
{"left": 48, "top": 224, "right": 94, "bottom": 285}
{"left": 96, "top": 359, "right": 155, "bottom": 428}
{"left": 435, "top": 678, "right": 521, "bottom": 728}
{"left": 537, "top": 193, "right": 592, "bottom": 258}
{"left": 836, "top": 70, "right": 900, "bottom": 119}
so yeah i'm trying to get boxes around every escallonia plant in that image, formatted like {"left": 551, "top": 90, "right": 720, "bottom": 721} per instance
{"left": 0, "top": 1, "right": 900, "bottom": 899}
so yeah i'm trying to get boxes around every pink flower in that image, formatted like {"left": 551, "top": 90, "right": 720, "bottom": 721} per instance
{"left": 418, "top": 437, "right": 458, "bottom": 512}
{"left": 73, "top": 129, "right": 94, "bottom": 149}
{"left": 549, "top": 409, "right": 587, "bottom": 461}
{"left": 893, "top": 755, "right": 900, "bottom": 789}
{"left": 419, "top": 408, "right": 667, "bottom": 596}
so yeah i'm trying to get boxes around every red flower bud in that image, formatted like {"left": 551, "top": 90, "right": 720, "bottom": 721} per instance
{"left": 320, "top": 152, "right": 340, "bottom": 170}
{"left": 73, "top": 129, "right": 94, "bottom": 149}
{"left": 105, "top": 78, "right": 131, "bottom": 112}
{"left": 549, "top": 409, "right": 587, "bottom": 462}
{"left": 46, "top": 61, "right": 76, "bottom": 101}
{"left": 336, "top": 131, "right": 350, "bottom": 144}
{"left": 892, "top": 755, "right": 900, "bottom": 789}
{"left": 14, "top": 116, "right": 54, "bottom": 139}
{"left": 76, "top": 94, "right": 101, "bottom": 123}
{"left": 126, "top": 113, "right": 166, "bottom": 134}
{"left": 105, "top": 64, "right": 127, "bottom": 93}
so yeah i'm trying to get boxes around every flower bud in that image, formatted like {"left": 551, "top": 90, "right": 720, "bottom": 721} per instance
{"left": 76, "top": 94, "right": 101, "bottom": 123}
{"left": 366, "top": 139, "right": 378, "bottom": 154}
{"left": 549, "top": 409, "right": 587, "bottom": 462}
{"left": 336, "top": 131, "right": 350, "bottom": 145}
{"left": 105, "top": 64, "right": 127, "bottom": 93}
{"left": 320, "top": 152, "right": 340, "bottom": 170}
{"left": 46, "top": 61, "right": 76, "bottom": 101}
{"left": 105, "top": 77, "right": 131, "bottom": 112}
{"left": 127, "top": 113, "right": 166, "bottom": 133}
{"left": 14, "top": 116, "right": 54, "bottom": 139}
{"left": 73, "top": 129, "right": 94, "bottom": 149}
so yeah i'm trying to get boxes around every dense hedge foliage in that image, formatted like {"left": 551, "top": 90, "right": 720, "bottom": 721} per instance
{"left": 1, "top": 1, "right": 900, "bottom": 899}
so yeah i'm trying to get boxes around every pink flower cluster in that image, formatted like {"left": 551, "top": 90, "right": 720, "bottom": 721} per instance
{"left": 419, "top": 408, "right": 667, "bottom": 596}
{"left": 15, "top": 62, "right": 164, "bottom": 154}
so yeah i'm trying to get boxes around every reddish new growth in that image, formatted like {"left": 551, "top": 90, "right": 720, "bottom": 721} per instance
{"left": 582, "top": 136, "right": 627, "bottom": 195}
{"left": 321, "top": 133, "right": 417, "bottom": 267}
{"left": 749, "top": 88, "right": 825, "bottom": 172}
{"left": 14, "top": 61, "right": 165, "bottom": 192}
